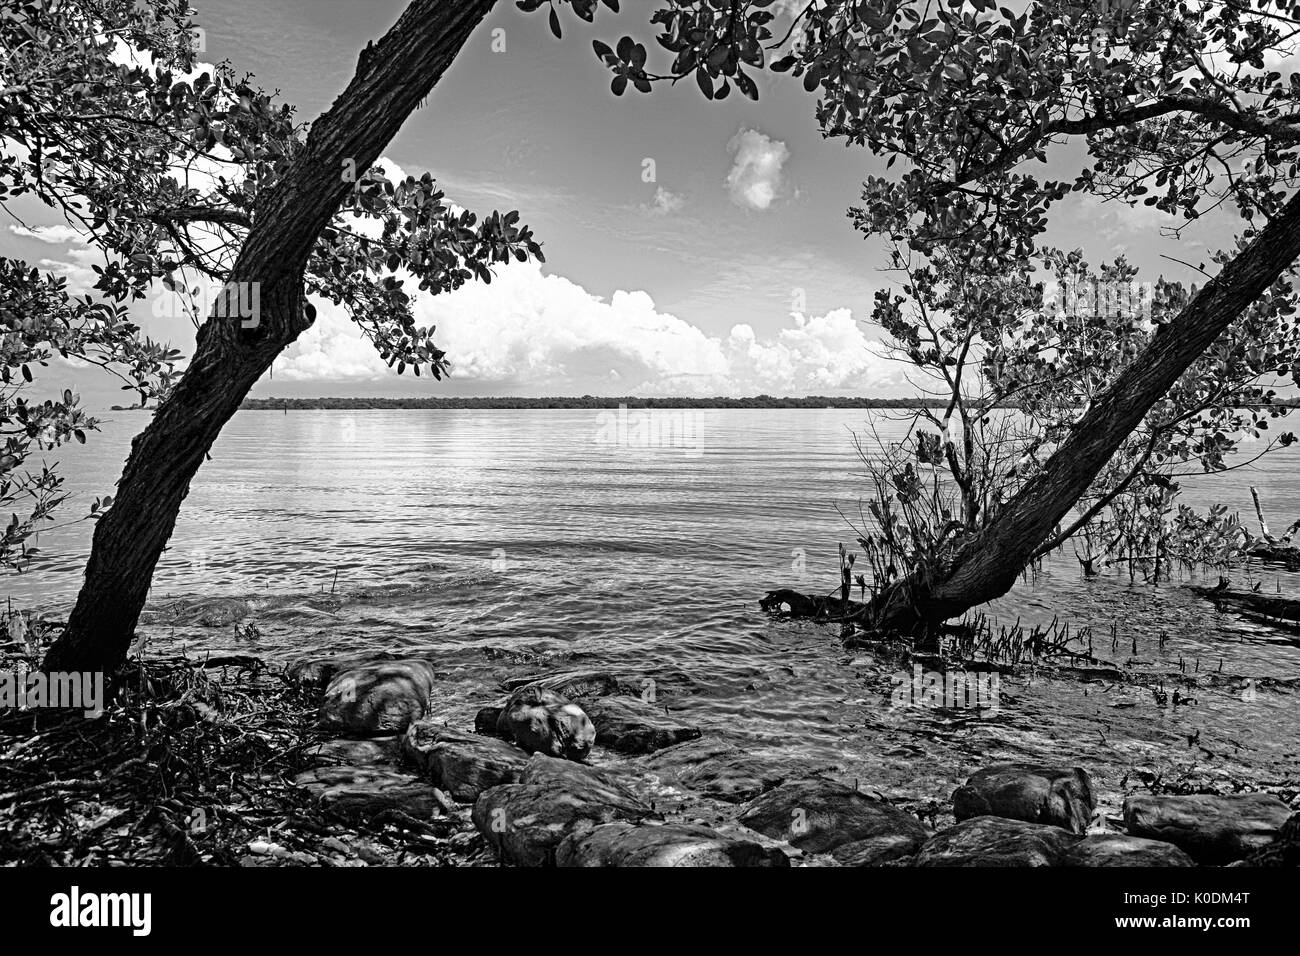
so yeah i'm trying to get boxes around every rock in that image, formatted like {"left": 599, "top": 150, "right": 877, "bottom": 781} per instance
{"left": 474, "top": 706, "right": 503, "bottom": 736}
{"left": 293, "top": 766, "right": 440, "bottom": 819}
{"left": 319, "top": 659, "right": 437, "bottom": 736}
{"left": 305, "top": 736, "right": 399, "bottom": 767}
{"left": 952, "top": 764, "right": 1095, "bottom": 834}
{"left": 645, "top": 738, "right": 810, "bottom": 803}
{"left": 285, "top": 651, "right": 398, "bottom": 690}
{"left": 556, "top": 822, "right": 790, "bottom": 867}
{"left": 1065, "top": 834, "right": 1195, "bottom": 867}
{"left": 738, "top": 779, "right": 929, "bottom": 858}
{"left": 913, "top": 816, "right": 1081, "bottom": 866}
{"left": 402, "top": 723, "right": 529, "bottom": 803}
{"left": 1122, "top": 792, "right": 1292, "bottom": 864}
{"left": 502, "top": 670, "right": 627, "bottom": 699}
{"left": 519, "top": 754, "right": 651, "bottom": 811}
{"left": 581, "top": 696, "right": 702, "bottom": 755}
{"left": 472, "top": 784, "right": 648, "bottom": 867}
{"left": 496, "top": 685, "right": 595, "bottom": 761}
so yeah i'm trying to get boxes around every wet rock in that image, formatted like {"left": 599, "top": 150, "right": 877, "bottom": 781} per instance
{"left": 952, "top": 764, "right": 1095, "bottom": 834}
{"left": 913, "top": 816, "right": 1081, "bottom": 866}
{"left": 496, "top": 685, "right": 595, "bottom": 761}
{"left": 305, "top": 736, "right": 399, "bottom": 767}
{"left": 502, "top": 670, "right": 627, "bottom": 699}
{"left": 402, "top": 723, "right": 529, "bottom": 803}
{"left": 582, "top": 696, "right": 702, "bottom": 755}
{"left": 1122, "top": 792, "right": 1292, "bottom": 864}
{"left": 293, "top": 766, "right": 440, "bottom": 819}
{"left": 738, "top": 779, "right": 929, "bottom": 858}
{"left": 1065, "top": 833, "right": 1195, "bottom": 867}
{"left": 557, "top": 822, "right": 790, "bottom": 867}
{"left": 285, "top": 651, "right": 398, "bottom": 691}
{"left": 519, "top": 754, "right": 651, "bottom": 811}
{"left": 474, "top": 706, "right": 503, "bottom": 736}
{"left": 645, "top": 739, "right": 809, "bottom": 803}
{"left": 472, "top": 784, "right": 648, "bottom": 867}
{"left": 318, "top": 659, "right": 436, "bottom": 735}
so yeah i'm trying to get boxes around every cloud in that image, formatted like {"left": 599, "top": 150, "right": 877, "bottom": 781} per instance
{"left": 9, "top": 225, "right": 84, "bottom": 244}
{"left": 725, "top": 128, "right": 790, "bottom": 211}
{"left": 274, "top": 261, "right": 897, "bottom": 396}
{"left": 643, "top": 187, "right": 685, "bottom": 216}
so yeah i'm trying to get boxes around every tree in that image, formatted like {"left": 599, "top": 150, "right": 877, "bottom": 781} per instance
{"left": 15, "top": 0, "right": 541, "bottom": 672}
{"left": 850, "top": 243, "right": 1295, "bottom": 615}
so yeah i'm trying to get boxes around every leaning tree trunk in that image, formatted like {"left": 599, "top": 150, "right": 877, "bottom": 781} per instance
{"left": 44, "top": 0, "right": 498, "bottom": 674}
{"left": 872, "top": 190, "right": 1300, "bottom": 633}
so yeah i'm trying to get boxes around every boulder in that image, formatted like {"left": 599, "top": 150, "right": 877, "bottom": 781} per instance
{"left": 305, "top": 736, "right": 399, "bottom": 767}
{"left": 1065, "top": 833, "right": 1195, "bottom": 867}
{"left": 557, "top": 822, "right": 790, "bottom": 867}
{"left": 402, "top": 723, "right": 529, "bottom": 803}
{"left": 952, "top": 764, "right": 1095, "bottom": 834}
{"left": 472, "top": 785, "right": 648, "bottom": 866}
{"left": 474, "top": 706, "right": 503, "bottom": 736}
{"left": 502, "top": 670, "right": 627, "bottom": 699}
{"left": 645, "top": 739, "right": 809, "bottom": 803}
{"left": 913, "top": 816, "right": 1081, "bottom": 866}
{"left": 738, "top": 779, "right": 929, "bottom": 859}
{"left": 496, "top": 685, "right": 595, "bottom": 761}
{"left": 285, "top": 651, "right": 398, "bottom": 691}
{"left": 293, "top": 766, "right": 440, "bottom": 819}
{"left": 1122, "top": 792, "right": 1292, "bottom": 864}
{"left": 318, "top": 659, "right": 437, "bottom": 735}
{"left": 519, "top": 754, "right": 651, "bottom": 811}
{"left": 582, "top": 696, "right": 702, "bottom": 755}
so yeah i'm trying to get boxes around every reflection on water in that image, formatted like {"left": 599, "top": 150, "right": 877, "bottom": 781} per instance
{"left": 6, "top": 408, "right": 1299, "bottom": 812}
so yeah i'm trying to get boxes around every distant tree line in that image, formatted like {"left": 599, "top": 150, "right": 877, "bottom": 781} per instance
{"left": 226, "top": 396, "right": 955, "bottom": 411}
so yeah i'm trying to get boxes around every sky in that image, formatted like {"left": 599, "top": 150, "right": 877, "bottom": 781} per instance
{"left": 3, "top": 0, "right": 1231, "bottom": 407}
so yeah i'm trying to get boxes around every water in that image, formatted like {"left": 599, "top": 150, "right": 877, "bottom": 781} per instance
{"left": 6, "top": 408, "right": 1300, "bottom": 817}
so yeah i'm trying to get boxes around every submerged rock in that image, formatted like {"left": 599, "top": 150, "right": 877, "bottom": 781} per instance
{"left": 1122, "top": 792, "right": 1292, "bottom": 864}
{"left": 645, "top": 738, "right": 810, "bottom": 803}
{"left": 557, "top": 822, "right": 790, "bottom": 867}
{"left": 318, "top": 659, "right": 436, "bottom": 735}
{"left": 952, "top": 764, "right": 1095, "bottom": 834}
{"left": 293, "top": 766, "right": 440, "bottom": 819}
{"left": 1065, "top": 833, "right": 1195, "bottom": 867}
{"left": 502, "top": 670, "right": 627, "bottom": 699}
{"left": 582, "top": 696, "right": 702, "bottom": 755}
{"left": 738, "top": 779, "right": 929, "bottom": 859}
{"left": 913, "top": 816, "right": 1081, "bottom": 866}
{"left": 305, "top": 736, "right": 399, "bottom": 768}
{"left": 402, "top": 723, "right": 529, "bottom": 803}
{"left": 496, "top": 685, "right": 595, "bottom": 761}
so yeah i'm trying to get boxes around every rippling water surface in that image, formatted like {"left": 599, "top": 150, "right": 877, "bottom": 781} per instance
{"left": 8, "top": 408, "right": 1300, "bottom": 817}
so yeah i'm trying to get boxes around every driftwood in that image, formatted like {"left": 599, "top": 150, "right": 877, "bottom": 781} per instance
{"left": 1245, "top": 485, "right": 1300, "bottom": 569}
{"left": 1190, "top": 585, "right": 1300, "bottom": 634}
{"left": 759, "top": 589, "right": 866, "bottom": 621}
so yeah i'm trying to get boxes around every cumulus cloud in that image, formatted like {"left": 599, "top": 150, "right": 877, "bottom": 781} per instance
{"left": 9, "top": 224, "right": 85, "bottom": 244}
{"left": 725, "top": 128, "right": 789, "bottom": 211}
{"left": 274, "top": 261, "right": 897, "bottom": 396}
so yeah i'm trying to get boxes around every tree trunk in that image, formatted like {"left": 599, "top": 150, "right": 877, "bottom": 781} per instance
{"left": 872, "top": 192, "right": 1300, "bottom": 633}
{"left": 44, "top": 0, "right": 498, "bottom": 674}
